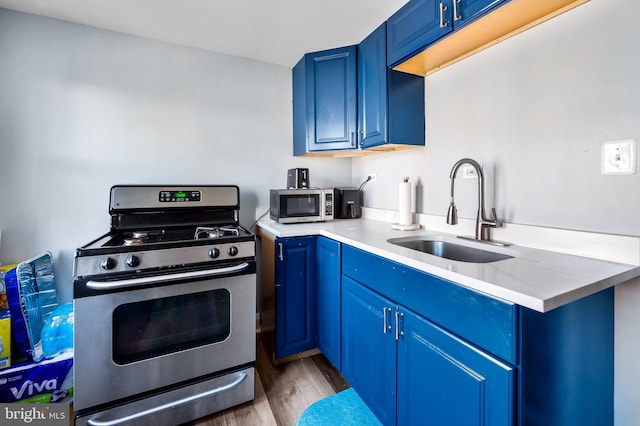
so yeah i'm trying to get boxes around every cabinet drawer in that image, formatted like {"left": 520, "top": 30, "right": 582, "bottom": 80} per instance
{"left": 342, "top": 244, "right": 517, "bottom": 363}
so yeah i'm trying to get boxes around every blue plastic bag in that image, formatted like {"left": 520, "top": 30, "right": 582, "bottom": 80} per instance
{"left": 5, "top": 252, "right": 59, "bottom": 362}
{"left": 41, "top": 303, "right": 74, "bottom": 359}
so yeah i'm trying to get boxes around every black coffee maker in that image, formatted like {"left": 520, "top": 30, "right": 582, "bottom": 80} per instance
{"left": 334, "top": 188, "right": 362, "bottom": 219}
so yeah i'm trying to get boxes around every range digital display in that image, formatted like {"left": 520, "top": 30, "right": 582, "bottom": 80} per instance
{"left": 159, "top": 190, "right": 201, "bottom": 202}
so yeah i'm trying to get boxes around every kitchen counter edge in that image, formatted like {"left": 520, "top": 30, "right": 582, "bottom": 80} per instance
{"left": 256, "top": 218, "right": 640, "bottom": 313}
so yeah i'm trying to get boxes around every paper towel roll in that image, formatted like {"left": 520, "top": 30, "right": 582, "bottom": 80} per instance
{"left": 398, "top": 177, "right": 412, "bottom": 225}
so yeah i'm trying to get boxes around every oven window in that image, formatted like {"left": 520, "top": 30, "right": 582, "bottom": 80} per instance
{"left": 112, "top": 289, "right": 231, "bottom": 365}
{"left": 281, "top": 194, "right": 319, "bottom": 217}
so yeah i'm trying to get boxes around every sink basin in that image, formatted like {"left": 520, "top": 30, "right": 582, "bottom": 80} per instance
{"left": 387, "top": 237, "right": 514, "bottom": 263}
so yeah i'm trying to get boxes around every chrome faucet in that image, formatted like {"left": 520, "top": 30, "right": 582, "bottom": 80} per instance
{"left": 446, "top": 158, "right": 500, "bottom": 242}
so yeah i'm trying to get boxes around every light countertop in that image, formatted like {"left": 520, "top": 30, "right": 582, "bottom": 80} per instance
{"left": 257, "top": 218, "right": 640, "bottom": 312}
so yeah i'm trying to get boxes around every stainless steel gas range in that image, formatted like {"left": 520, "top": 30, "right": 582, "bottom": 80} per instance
{"left": 73, "top": 185, "right": 256, "bottom": 426}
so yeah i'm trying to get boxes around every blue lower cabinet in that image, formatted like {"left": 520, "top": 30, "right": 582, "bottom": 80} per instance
{"left": 271, "top": 237, "right": 613, "bottom": 424}
{"left": 342, "top": 274, "right": 513, "bottom": 426}
{"left": 341, "top": 243, "right": 614, "bottom": 425}
{"left": 274, "top": 236, "right": 317, "bottom": 359}
{"left": 518, "top": 289, "right": 614, "bottom": 426}
{"left": 342, "top": 276, "right": 397, "bottom": 425}
{"left": 316, "top": 236, "right": 342, "bottom": 369}
{"left": 273, "top": 235, "right": 342, "bottom": 364}
{"left": 397, "top": 308, "right": 514, "bottom": 426}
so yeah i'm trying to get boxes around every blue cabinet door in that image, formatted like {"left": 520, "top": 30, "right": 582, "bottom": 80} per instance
{"left": 299, "top": 46, "right": 357, "bottom": 154}
{"left": 397, "top": 308, "right": 514, "bottom": 425}
{"left": 359, "top": 23, "right": 425, "bottom": 150}
{"left": 275, "top": 236, "right": 317, "bottom": 359}
{"left": 387, "top": 0, "right": 506, "bottom": 67}
{"left": 455, "top": 0, "right": 504, "bottom": 27}
{"left": 518, "top": 289, "right": 614, "bottom": 426}
{"left": 316, "top": 237, "right": 341, "bottom": 370}
{"left": 387, "top": 0, "right": 453, "bottom": 66}
{"left": 292, "top": 55, "right": 310, "bottom": 156}
{"left": 358, "top": 23, "right": 388, "bottom": 149}
{"left": 342, "top": 276, "right": 396, "bottom": 426}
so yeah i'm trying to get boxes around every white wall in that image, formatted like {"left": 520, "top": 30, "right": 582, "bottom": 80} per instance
{"left": 353, "top": 0, "right": 640, "bottom": 423}
{"left": 355, "top": 0, "right": 640, "bottom": 236}
{"left": 0, "top": 9, "right": 352, "bottom": 302}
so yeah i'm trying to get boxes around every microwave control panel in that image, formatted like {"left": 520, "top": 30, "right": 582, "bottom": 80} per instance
{"left": 325, "top": 193, "right": 333, "bottom": 217}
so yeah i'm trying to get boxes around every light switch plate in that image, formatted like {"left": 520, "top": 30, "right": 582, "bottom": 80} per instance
{"left": 601, "top": 139, "right": 636, "bottom": 175}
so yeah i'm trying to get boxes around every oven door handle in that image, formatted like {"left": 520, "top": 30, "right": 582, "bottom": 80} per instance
{"left": 86, "top": 371, "right": 248, "bottom": 426}
{"left": 86, "top": 262, "right": 250, "bottom": 290}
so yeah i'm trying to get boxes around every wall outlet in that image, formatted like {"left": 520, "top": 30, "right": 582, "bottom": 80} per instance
{"left": 462, "top": 165, "right": 478, "bottom": 179}
{"left": 602, "top": 139, "right": 636, "bottom": 175}
{"left": 367, "top": 173, "right": 377, "bottom": 182}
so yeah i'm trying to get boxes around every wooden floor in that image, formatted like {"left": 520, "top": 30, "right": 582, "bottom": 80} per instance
{"left": 185, "top": 341, "right": 350, "bottom": 426}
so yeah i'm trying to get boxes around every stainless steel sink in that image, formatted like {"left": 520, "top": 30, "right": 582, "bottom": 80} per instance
{"left": 387, "top": 237, "right": 514, "bottom": 263}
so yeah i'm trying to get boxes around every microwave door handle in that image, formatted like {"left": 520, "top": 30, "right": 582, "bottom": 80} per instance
{"left": 86, "top": 371, "right": 248, "bottom": 426}
{"left": 86, "top": 262, "right": 250, "bottom": 290}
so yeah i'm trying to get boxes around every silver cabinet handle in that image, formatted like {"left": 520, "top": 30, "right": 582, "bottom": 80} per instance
{"left": 278, "top": 243, "right": 284, "bottom": 261}
{"left": 383, "top": 307, "right": 391, "bottom": 334}
{"left": 453, "top": 0, "right": 461, "bottom": 21}
{"left": 86, "top": 262, "right": 249, "bottom": 290}
{"left": 439, "top": 3, "right": 449, "bottom": 28}
{"left": 86, "top": 372, "right": 247, "bottom": 426}
{"left": 395, "top": 311, "right": 405, "bottom": 341}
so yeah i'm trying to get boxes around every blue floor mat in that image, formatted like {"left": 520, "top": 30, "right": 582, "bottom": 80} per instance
{"left": 296, "top": 388, "right": 382, "bottom": 426}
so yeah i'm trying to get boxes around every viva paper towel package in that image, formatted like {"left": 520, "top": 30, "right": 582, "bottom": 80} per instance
{"left": 0, "top": 351, "right": 73, "bottom": 403}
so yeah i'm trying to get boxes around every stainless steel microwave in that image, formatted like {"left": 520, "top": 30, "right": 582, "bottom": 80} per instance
{"left": 270, "top": 189, "right": 334, "bottom": 223}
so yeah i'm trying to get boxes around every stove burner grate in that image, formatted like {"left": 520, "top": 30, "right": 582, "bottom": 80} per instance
{"left": 123, "top": 238, "right": 145, "bottom": 246}
{"left": 194, "top": 226, "right": 241, "bottom": 240}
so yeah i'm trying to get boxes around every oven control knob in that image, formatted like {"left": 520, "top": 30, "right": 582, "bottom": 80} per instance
{"left": 228, "top": 246, "right": 239, "bottom": 256}
{"left": 126, "top": 255, "right": 140, "bottom": 268}
{"left": 208, "top": 248, "right": 220, "bottom": 259}
{"left": 100, "top": 257, "right": 117, "bottom": 270}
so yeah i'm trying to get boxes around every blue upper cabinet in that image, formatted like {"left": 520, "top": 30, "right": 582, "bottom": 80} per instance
{"left": 358, "top": 23, "right": 425, "bottom": 151}
{"left": 457, "top": 0, "right": 505, "bottom": 26}
{"left": 358, "top": 24, "right": 388, "bottom": 148}
{"left": 293, "top": 46, "right": 357, "bottom": 156}
{"left": 389, "top": 0, "right": 589, "bottom": 77}
{"left": 387, "top": 0, "right": 505, "bottom": 67}
{"left": 387, "top": 0, "right": 453, "bottom": 67}
{"left": 293, "top": 24, "right": 425, "bottom": 156}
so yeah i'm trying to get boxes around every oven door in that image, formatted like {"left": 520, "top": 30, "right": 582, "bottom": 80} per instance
{"left": 73, "top": 261, "right": 256, "bottom": 412}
